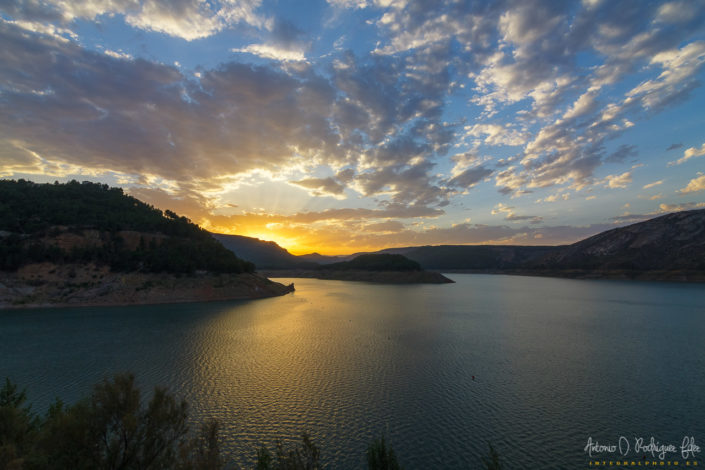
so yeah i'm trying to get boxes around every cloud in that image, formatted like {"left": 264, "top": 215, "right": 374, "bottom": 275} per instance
{"left": 3, "top": 0, "right": 705, "bottom": 254}
{"left": 0, "top": 0, "right": 269, "bottom": 41}
{"left": 609, "top": 200, "right": 705, "bottom": 224}
{"left": 464, "top": 2, "right": 705, "bottom": 194}
{"left": 642, "top": 180, "right": 663, "bottom": 189}
{"left": 659, "top": 202, "right": 705, "bottom": 212}
{"left": 678, "top": 174, "right": 705, "bottom": 194}
{"left": 656, "top": 1, "right": 700, "bottom": 24}
{"left": 2, "top": 18, "right": 78, "bottom": 42}
{"left": 354, "top": 162, "right": 450, "bottom": 206}
{"left": 102, "top": 49, "right": 134, "bottom": 60}
{"left": 0, "top": 17, "right": 459, "bottom": 214}
{"left": 225, "top": 203, "right": 446, "bottom": 225}
{"left": 233, "top": 44, "right": 306, "bottom": 61}
{"left": 289, "top": 177, "right": 346, "bottom": 198}
{"left": 626, "top": 41, "right": 705, "bottom": 111}
{"left": 464, "top": 123, "right": 527, "bottom": 146}
{"left": 669, "top": 142, "right": 705, "bottom": 166}
{"left": 666, "top": 143, "right": 683, "bottom": 151}
{"left": 233, "top": 19, "right": 310, "bottom": 61}
{"left": 447, "top": 166, "right": 493, "bottom": 189}
{"left": 0, "top": 21, "right": 342, "bottom": 184}
{"left": 609, "top": 213, "right": 653, "bottom": 224}
{"left": 536, "top": 191, "right": 570, "bottom": 203}
{"left": 491, "top": 203, "right": 543, "bottom": 224}
{"left": 562, "top": 91, "right": 599, "bottom": 120}
{"left": 326, "top": 0, "right": 371, "bottom": 9}
{"left": 605, "top": 144, "right": 637, "bottom": 163}
{"left": 363, "top": 220, "right": 405, "bottom": 233}
{"left": 603, "top": 171, "right": 632, "bottom": 189}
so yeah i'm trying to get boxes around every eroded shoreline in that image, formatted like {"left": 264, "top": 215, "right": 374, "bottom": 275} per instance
{"left": 0, "top": 263, "right": 294, "bottom": 309}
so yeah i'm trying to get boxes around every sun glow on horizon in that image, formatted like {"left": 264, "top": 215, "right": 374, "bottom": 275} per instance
{"left": 2, "top": 0, "right": 704, "bottom": 254}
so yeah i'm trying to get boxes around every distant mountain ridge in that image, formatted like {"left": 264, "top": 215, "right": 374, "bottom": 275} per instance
{"left": 536, "top": 209, "right": 705, "bottom": 272}
{"left": 216, "top": 209, "right": 705, "bottom": 281}
{"left": 212, "top": 234, "right": 318, "bottom": 269}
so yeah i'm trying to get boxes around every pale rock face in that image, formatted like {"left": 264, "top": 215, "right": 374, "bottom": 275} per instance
{"left": 549, "top": 209, "right": 705, "bottom": 272}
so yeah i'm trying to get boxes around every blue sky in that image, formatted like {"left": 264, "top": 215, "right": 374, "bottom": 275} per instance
{"left": 1, "top": 0, "right": 704, "bottom": 254}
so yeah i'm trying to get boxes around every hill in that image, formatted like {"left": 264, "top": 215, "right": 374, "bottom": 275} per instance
{"left": 228, "top": 209, "right": 705, "bottom": 282}
{"left": 535, "top": 209, "right": 705, "bottom": 273}
{"left": 393, "top": 210, "right": 705, "bottom": 280}
{"left": 212, "top": 234, "right": 317, "bottom": 269}
{"left": 296, "top": 252, "right": 345, "bottom": 264}
{"left": 263, "top": 254, "right": 454, "bottom": 284}
{"left": 398, "top": 245, "right": 559, "bottom": 270}
{"left": 0, "top": 180, "right": 293, "bottom": 308}
{"left": 0, "top": 179, "right": 254, "bottom": 274}
{"left": 320, "top": 254, "right": 422, "bottom": 271}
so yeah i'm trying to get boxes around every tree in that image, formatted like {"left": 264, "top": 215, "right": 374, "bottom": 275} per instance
{"left": 255, "top": 433, "right": 320, "bottom": 470}
{"left": 0, "top": 180, "right": 256, "bottom": 274}
{"left": 481, "top": 443, "right": 502, "bottom": 470}
{"left": 366, "top": 435, "right": 402, "bottom": 470}
{"left": 0, "top": 379, "right": 39, "bottom": 470}
{"left": 31, "top": 373, "right": 193, "bottom": 469}
{"left": 177, "top": 420, "right": 224, "bottom": 470}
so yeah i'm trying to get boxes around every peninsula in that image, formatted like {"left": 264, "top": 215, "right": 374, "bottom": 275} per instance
{"left": 261, "top": 254, "right": 455, "bottom": 284}
{"left": 0, "top": 180, "right": 293, "bottom": 309}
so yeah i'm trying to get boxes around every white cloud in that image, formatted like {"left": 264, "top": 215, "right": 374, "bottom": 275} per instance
{"left": 627, "top": 41, "right": 705, "bottom": 110}
{"left": 562, "top": 91, "right": 598, "bottom": 120}
{"left": 659, "top": 202, "right": 705, "bottom": 212}
{"left": 656, "top": 1, "right": 699, "bottom": 23}
{"left": 669, "top": 142, "right": 705, "bottom": 166}
{"left": 103, "top": 49, "right": 133, "bottom": 60}
{"left": 3, "top": 0, "right": 269, "bottom": 41}
{"left": 537, "top": 192, "right": 570, "bottom": 203}
{"left": 326, "top": 0, "right": 370, "bottom": 8}
{"left": 289, "top": 177, "right": 347, "bottom": 198}
{"left": 491, "top": 202, "right": 543, "bottom": 224}
{"left": 464, "top": 123, "right": 526, "bottom": 146}
{"left": 3, "top": 19, "right": 78, "bottom": 42}
{"left": 642, "top": 180, "right": 663, "bottom": 189}
{"left": 604, "top": 171, "right": 632, "bottom": 189}
{"left": 499, "top": 3, "right": 563, "bottom": 48}
{"left": 678, "top": 174, "right": 705, "bottom": 194}
{"left": 233, "top": 44, "right": 306, "bottom": 61}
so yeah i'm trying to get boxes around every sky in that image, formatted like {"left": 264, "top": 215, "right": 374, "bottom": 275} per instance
{"left": 1, "top": 0, "right": 705, "bottom": 255}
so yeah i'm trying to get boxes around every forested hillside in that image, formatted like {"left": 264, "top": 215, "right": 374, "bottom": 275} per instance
{"left": 0, "top": 180, "right": 254, "bottom": 274}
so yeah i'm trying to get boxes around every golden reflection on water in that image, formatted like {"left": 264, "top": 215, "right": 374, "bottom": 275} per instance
{"left": 5, "top": 275, "right": 702, "bottom": 468}
{"left": 179, "top": 278, "right": 456, "bottom": 464}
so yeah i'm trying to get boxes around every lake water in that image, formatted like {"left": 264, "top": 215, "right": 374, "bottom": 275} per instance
{"left": 1, "top": 274, "right": 704, "bottom": 468}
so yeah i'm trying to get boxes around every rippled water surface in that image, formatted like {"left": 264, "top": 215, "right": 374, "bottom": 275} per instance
{"left": 2, "top": 274, "right": 705, "bottom": 468}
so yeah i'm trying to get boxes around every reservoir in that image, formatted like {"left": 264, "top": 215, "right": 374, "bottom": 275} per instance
{"left": 1, "top": 274, "right": 704, "bottom": 468}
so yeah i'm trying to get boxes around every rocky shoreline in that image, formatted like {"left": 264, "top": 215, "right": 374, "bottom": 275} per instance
{"left": 0, "top": 263, "right": 294, "bottom": 309}
{"left": 437, "top": 268, "right": 705, "bottom": 282}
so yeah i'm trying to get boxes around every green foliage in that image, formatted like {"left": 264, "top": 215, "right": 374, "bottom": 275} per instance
{"left": 254, "top": 433, "right": 320, "bottom": 470}
{"left": 0, "top": 179, "right": 254, "bottom": 274}
{"left": 0, "top": 379, "right": 39, "bottom": 470}
{"left": 320, "top": 254, "right": 421, "bottom": 272}
{"left": 177, "top": 420, "right": 224, "bottom": 470}
{"left": 33, "top": 373, "right": 191, "bottom": 469}
{"left": 367, "top": 435, "right": 402, "bottom": 470}
{"left": 0, "top": 374, "right": 224, "bottom": 470}
{"left": 1, "top": 373, "right": 501, "bottom": 469}
{"left": 0, "top": 179, "right": 188, "bottom": 235}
